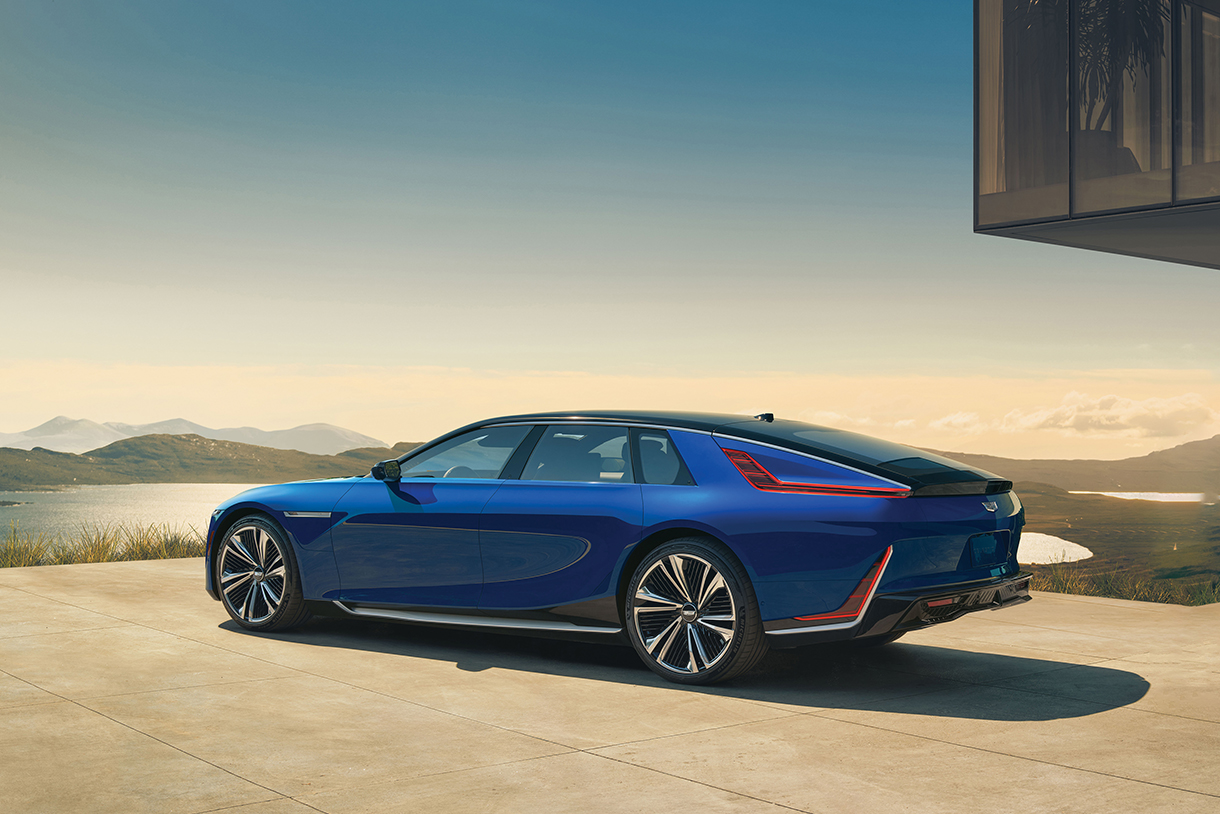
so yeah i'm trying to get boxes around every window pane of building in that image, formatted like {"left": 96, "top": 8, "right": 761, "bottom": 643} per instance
{"left": 977, "top": 0, "right": 1071, "bottom": 226}
{"left": 1073, "top": 0, "right": 1171, "bottom": 213}
{"left": 1180, "top": 3, "right": 1220, "bottom": 200}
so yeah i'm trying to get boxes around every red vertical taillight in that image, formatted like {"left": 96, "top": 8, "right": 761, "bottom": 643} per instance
{"left": 793, "top": 546, "right": 893, "bottom": 624}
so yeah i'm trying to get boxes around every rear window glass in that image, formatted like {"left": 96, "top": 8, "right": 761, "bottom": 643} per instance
{"left": 717, "top": 419, "right": 991, "bottom": 476}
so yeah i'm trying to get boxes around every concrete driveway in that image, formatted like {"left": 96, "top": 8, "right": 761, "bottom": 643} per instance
{"left": 0, "top": 559, "right": 1217, "bottom": 813}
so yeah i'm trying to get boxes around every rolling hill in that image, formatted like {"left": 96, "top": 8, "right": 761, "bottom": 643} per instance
{"left": 0, "top": 435, "right": 421, "bottom": 491}
{"left": 0, "top": 417, "right": 387, "bottom": 455}
{"left": 925, "top": 435, "right": 1220, "bottom": 494}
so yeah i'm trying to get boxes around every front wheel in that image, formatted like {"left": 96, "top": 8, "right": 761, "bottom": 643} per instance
{"left": 216, "top": 516, "right": 311, "bottom": 632}
{"left": 625, "top": 538, "right": 768, "bottom": 685}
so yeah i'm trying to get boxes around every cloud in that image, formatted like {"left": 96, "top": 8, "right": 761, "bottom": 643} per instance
{"left": 999, "top": 392, "right": 1217, "bottom": 438}
{"left": 928, "top": 411, "right": 986, "bottom": 433}
{"left": 800, "top": 411, "right": 877, "bottom": 428}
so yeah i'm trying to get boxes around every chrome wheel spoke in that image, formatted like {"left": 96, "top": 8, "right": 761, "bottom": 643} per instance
{"left": 634, "top": 587, "right": 682, "bottom": 609}
{"left": 696, "top": 619, "right": 734, "bottom": 642}
{"left": 260, "top": 580, "right": 282, "bottom": 607}
{"left": 255, "top": 529, "right": 269, "bottom": 568}
{"left": 697, "top": 572, "right": 726, "bottom": 611}
{"left": 241, "top": 579, "right": 259, "bottom": 620}
{"left": 265, "top": 564, "right": 286, "bottom": 581}
{"left": 226, "top": 537, "right": 258, "bottom": 569}
{"left": 645, "top": 617, "right": 682, "bottom": 656}
{"left": 665, "top": 555, "right": 693, "bottom": 602}
{"left": 688, "top": 625, "right": 712, "bottom": 671}
{"left": 221, "top": 569, "right": 253, "bottom": 589}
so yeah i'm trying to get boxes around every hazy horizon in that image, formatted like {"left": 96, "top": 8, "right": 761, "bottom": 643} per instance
{"left": 2, "top": 2, "right": 1216, "bottom": 461}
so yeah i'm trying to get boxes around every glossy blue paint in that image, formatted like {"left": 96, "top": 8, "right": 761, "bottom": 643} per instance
{"left": 206, "top": 478, "right": 359, "bottom": 600}
{"left": 331, "top": 478, "right": 500, "bottom": 606}
{"left": 478, "top": 481, "right": 642, "bottom": 609}
{"left": 205, "top": 411, "right": 1028, "bottom": 642}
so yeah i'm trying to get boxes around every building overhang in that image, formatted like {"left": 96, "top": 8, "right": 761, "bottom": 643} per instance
{"left": 977, "top": 201, "right": 1220, "bottom": 271}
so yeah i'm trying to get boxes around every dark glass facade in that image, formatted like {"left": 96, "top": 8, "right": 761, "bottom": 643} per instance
{"left": 976, "top": 0, "right": 1220, "bottom": 269}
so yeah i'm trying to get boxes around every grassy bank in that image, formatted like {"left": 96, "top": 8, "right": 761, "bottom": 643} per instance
{"left": 1029, "top": 560, "right": 1220, "bottom": 606}
{"left": 1, "top": 521, "right": 204, "bottom": 568}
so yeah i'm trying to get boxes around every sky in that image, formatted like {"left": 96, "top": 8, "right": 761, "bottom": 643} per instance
{"left": 2, "top": 0, "right": 1218, "bottom": 459}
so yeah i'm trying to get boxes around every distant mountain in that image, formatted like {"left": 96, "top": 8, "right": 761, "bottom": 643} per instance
{"left": 0, "top": 416, "right": 387, "bottom": 455}
{"left": 0, "top": 434, "right": 422, "bottom": 491}
{"left": 926, "top": 434, "right": 1220, "bottom": 493}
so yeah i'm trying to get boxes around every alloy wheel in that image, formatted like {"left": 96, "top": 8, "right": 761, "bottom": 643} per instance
{"left": 219, "top": 523, "right": 288, "bottom": 624}
{"left": 631, "top": 553, "right": 737, "bottom": 674}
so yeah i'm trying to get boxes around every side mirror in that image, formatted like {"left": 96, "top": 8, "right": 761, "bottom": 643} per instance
{"left": 371, "top": 459, "right": 402, "bottom": 481}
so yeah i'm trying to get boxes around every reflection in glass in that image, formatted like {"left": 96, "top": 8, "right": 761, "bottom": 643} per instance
{"left": 1180, "top": 3, "right": 1220, "bottom": 200}
{"left": 1073, "top": 0, "right": 1171, "bottom": 213}
{"left": 977, "top": 0, "right": 1071, "bottom": 226}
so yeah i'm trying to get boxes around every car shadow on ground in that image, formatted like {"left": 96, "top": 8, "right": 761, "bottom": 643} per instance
{"left": 219, "top": 617, "right": 1149, "bottom": 721}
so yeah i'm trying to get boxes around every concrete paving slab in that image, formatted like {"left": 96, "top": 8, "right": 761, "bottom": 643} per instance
{"left": 1, "top": 559, "right": 1218, "bottom": 813}
{"left": 203, "top": 800, "right": 321, "bottom": 814}
{"left": 85, "top": 674, "right": 571, "bottom": 797}
{"left": 816, "top": 685, "right": 1220, "bottom": 796}
{"left": 0, "top": 583, "right": 131, "bottom": 639}
{"left": 0, "top": 624, "right": 299, "bottom": 700}
{"left": 0, "top": 671, "right": 60, "bottom": 710}
{"left": 0, "top": 701, "right": 269, "bottom": 814}
{"left": 301, "top": 751, "right": 786, "bottom": 814}
{"left": 592, "top": 712, "right": 1216, "bottom": 814}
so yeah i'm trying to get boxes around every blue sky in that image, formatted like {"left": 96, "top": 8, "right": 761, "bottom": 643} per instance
{"left": 2, "top": 1, "right": 1216, "bottom": 456}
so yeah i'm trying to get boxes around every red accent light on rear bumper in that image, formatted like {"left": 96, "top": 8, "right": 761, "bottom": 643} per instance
{"left": 793, "top": 547, "right": 893, "bottom": 623}
{"left": 722, "top": 449, "right": 910, "bottom": 497}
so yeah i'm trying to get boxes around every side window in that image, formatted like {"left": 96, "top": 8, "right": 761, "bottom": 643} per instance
{"left": 521, "top": 425, "right": 633, "bottom": 483}
{"left": 635, "top": 429, "right": 696, "bottom": 486}
{"left": 399, "top": 425, "right": 531, "bottom": 479}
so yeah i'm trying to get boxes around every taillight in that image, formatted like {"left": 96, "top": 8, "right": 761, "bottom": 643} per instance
{"left": 722, "top": 449, "right": 911, "bottom": 497}
{"left": 793, "top": 547, "right": 892, "bottom": 623}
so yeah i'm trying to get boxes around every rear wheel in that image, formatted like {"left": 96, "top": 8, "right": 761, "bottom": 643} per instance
{"left": 216, "top": 516, "right": 311, "bottom": 632}
{"left": 625, "top": 538, "right": 768, "bottom": 685}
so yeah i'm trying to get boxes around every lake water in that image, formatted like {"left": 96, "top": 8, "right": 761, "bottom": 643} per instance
{"left": 0, "top": 484, "right": 268, "bottom": 539}
{"left": 1069, "top": 491, "right": 1205, "bottom": 503}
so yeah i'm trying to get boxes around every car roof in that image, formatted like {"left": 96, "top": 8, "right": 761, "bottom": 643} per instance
{"left": 472, "top": 410, "right": 757, "bottom": 433}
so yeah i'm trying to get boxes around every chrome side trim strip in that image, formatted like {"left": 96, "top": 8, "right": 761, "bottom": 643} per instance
{"left": 283, "top": 511, "right": 333, "bottom": 518}
{"left": 767, "top": 547, "right": 895, "bottom": 636}
{"left": 332, "top": 601, "right": 623, "bottom": 634}
{"left": 712, "top": 434, "right": 910, "bottom": 490}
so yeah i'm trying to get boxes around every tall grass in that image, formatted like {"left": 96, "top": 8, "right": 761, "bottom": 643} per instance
{"left": 1, "top": 520, "right": 205, "bottom": 568}
{"left": 1031, "top": 559, "right": 1220, "bottom": 606}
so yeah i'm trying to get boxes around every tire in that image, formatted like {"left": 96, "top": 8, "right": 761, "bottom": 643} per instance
{"left": 625, "top": 537, "right": 768, "bottom": 685}
{"left": 215, "top": 516, "right": 311, "bottom": 632}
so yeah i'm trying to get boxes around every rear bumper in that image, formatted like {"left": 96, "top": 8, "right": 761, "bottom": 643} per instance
{"left": 765, "top": 571, "right": 1032, "bottom": 649}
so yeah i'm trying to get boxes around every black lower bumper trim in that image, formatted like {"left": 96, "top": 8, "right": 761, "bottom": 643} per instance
{"left": 766, "top": 571, "right": 1032, "bottom": 649}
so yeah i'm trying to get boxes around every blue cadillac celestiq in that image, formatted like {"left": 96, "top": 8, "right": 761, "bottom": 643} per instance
{"left": 205, "top": 411, "right": 1031, "bottom": 685}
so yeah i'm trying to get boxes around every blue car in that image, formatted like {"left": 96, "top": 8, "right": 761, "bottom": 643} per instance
{"left": 206, "top": 411, "right": 1031, "bottom": 684}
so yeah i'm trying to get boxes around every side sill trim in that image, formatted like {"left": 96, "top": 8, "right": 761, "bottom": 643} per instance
{"left": 332, "top": 602, "right": 623, "bottom": 634}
